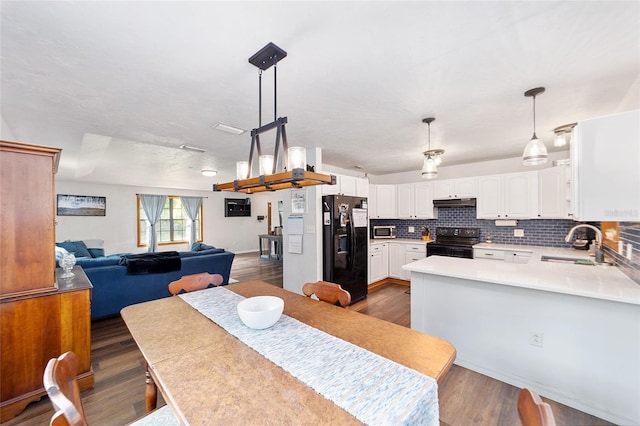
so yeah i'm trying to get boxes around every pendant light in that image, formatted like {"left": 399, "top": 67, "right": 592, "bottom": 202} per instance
{"left": 522, "top": 87, "right": 548, "bottom": 165}
{"left": 553, "top": 123, "right": 577, "bottom": 147}
{"left": 421, "top": 117, "right": 443, "bottom": 179}
{"left": 213, "top": 42, "right": 335, "bottom": 193}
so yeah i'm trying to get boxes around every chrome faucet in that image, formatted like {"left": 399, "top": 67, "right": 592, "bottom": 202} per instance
{"left": 565, "top": 224, "right": 604, "bottom": 262}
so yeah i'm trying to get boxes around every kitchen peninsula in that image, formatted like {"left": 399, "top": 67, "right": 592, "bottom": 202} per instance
{"left": 403, "top": 246, "right": 640, "bottom": 425}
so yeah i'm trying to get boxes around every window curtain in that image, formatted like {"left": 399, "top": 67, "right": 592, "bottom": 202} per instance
{"left": 139, "top": 194, "right": 167, "bottom": 252}
{"left": 181, "top": 196, "right": 203, "bottom": 246}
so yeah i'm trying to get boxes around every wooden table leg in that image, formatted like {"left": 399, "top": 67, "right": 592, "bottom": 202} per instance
{"left": 144, "top": 361, "right": 158, "bottom": 412}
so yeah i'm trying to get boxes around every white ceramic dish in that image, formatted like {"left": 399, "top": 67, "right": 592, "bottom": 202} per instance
{"left": 237, "top": 296, "right": 284, "bottom": 329}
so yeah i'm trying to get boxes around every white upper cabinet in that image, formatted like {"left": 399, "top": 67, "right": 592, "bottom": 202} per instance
{"left": 477, "top": 171, "right": 538, "bottom": 219}
{"left": 476, "top": 175, "right": 503, "bottom": 218}
{"left": 322, "top": 174, "right": 369, "bottom": 197}
{"left": 538, "top": 165, "right": 571, "bottom": 219}
{"left": 397, "top": 182, "right": 436, "bottom": 219}
{"left": 355, "top": 177, "right": 369, "bottom": 197}
{"left": 368, "top": 184, "right": 377, "bottom": 218}
{"left": 432, "top": 178, "right": 477, "bottom": 199}
{"left": 414, "top": 182, "right": 437, "bottom": 218}
{"left": 571, "top": 109, "right": 640, "bottom": 221}
{"left": 371, "top": 184, "right": 397, "bottom": 218}
{"left": 396, "top": 183, "right": 414, "bottom": 219}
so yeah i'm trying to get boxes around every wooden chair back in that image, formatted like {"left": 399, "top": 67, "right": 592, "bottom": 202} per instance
{"left": 518, "top": 388, "right": 557, "bottom": 426}
{"left": 168, "top": 272, "right": 224, "bottom": 295}
{"left": 43, "top": 351, "right": 88, "bottom": 426}
{"left": 302, "top": 281, "right": 351, "bottom": 307}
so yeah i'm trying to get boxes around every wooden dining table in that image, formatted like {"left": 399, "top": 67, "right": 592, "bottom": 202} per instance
{"left": 120, "top": 280, "right": 456, "bottom": 425}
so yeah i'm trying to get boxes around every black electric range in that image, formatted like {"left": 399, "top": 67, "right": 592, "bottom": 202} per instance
{"left": 426, "top": 227, "right": 480, "bottom": 259}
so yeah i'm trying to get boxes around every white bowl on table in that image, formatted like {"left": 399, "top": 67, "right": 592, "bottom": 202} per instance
{"left": 237, "top": 296, "right": 284, "bottom": 329}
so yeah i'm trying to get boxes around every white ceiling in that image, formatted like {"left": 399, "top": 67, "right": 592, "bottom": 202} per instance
{"left": 1, "top": 1, "right": 639, "bottom": 191}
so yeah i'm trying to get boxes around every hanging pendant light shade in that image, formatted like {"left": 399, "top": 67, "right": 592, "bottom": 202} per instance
{"left": 553, "top": 123, "right": 577, "bottom": 147}
{"left": 522, "top": 87, "right": 548, "bottom": 166}
{"left": 421, "top": 117, "right": 442, "bottom": 179}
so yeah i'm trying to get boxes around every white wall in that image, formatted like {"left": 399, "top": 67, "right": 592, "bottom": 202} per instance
{"left": 0, "top": 114, "right": 16, "bottom": 140}
{"left": 282, "top": 147, "right": 324, "bottom": 295}
{"left": 370, "top": 151, "right": 570, "bottom": 184}
{"left": 54, "top": 180, "right": 282, "bottom": 255}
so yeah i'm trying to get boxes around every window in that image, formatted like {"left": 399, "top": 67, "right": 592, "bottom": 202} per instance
{"left": 137, "top": 195, "right": 203, "bottom": 247}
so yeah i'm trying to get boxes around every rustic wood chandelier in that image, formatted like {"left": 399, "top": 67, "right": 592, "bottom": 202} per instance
{"left": 213, "top": 42, "right": 335, "bottom": 193}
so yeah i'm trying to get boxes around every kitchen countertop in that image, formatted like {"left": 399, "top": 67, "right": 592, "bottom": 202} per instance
{"left": 403, "top": 244, "right": 640, "bottom": 305}
{"left": 370, "top": 238, "right": 432, "bottom": 245}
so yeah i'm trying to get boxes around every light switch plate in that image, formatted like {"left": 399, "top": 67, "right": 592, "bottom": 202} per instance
{"left": 408, "top": 226, "right": 415, "bottom": 233}
{"left": 514, "top": 229, "right": 524, "bottom": 237}
{"left": 627, "top": 243, "right": 633, "bottom": 260}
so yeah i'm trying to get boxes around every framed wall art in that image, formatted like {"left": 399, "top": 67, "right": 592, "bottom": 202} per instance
{"left": 57, "top": 194, "right": 106, "bottom": 216}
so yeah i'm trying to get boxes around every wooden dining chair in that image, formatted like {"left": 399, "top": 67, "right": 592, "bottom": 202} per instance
{"left": 302, "top": 280, "right": 351, "bottom": 307}
{"left": 517, "top": 388, "right": 557, "bottom": 426}
{"left": 168, "top": 272, "right": 224, "bottom": 295}
{"left": 44, "top": 351, "right": 177, "bottom": 426}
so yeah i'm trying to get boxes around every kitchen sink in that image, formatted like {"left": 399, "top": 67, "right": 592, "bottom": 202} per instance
{"left": 540, "top": 255, "right": 594, "bottom": 265}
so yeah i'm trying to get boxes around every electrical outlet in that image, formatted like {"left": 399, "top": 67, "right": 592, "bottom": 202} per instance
{"left": 408, "top": 226, "right": 415, "bottom": 233}
{"left": 514, "top": 229, "right": 524, "bottom": 237}
{"left": 627, "top": 243, "right": 633, "bottom": 261}
{"left": 529, "top": 330, "right": 543, "bottom": 347}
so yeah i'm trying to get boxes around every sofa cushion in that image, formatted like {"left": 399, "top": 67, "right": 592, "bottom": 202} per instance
{"left": 180, "top": 248, "right": 225, "bottom": 258}
{"left": 75, "top": 255, "right": 122, "bottom": 268}
{"left": 56, "top": 240, "right": 91, "bottom": 258}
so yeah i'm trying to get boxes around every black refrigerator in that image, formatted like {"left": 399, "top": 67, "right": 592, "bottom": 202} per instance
{"left": 322, "top": 195, "right": 369, "bottom": 304}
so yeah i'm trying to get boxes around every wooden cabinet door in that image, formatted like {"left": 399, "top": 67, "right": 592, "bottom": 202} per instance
{"left": 0, "top": 143, "right": 59, "bottom": 295}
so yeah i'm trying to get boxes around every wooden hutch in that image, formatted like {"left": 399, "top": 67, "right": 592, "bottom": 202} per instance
{"left": 0, "top": 140, "right": 94, "bottom": 421}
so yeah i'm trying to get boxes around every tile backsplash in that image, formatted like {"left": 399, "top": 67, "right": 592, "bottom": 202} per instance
{"left": 602, "top": 222, "right": 640, "bottom": 284}
{"left": 371, "top": 208, "right": 640, "bottom": 284}
{"left": 371, "top": 207, "right": 577, "bottom": 247}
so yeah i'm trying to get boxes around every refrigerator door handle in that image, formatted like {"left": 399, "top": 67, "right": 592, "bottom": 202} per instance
{"left": 349, "top": 216, "right": 356, "bottom": 271}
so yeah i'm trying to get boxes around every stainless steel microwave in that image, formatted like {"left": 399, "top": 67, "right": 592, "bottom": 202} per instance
{"left": 372, "top": 225, "right": 396, "bottom": 239}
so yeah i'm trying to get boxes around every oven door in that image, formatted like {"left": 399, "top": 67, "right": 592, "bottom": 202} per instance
{"left": 427, "top": 243, "right": 473, "bottom": 259}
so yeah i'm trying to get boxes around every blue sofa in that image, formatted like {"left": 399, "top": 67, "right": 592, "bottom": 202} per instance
{"left": 73, "top": 247, "right": 235, "bottom": 319}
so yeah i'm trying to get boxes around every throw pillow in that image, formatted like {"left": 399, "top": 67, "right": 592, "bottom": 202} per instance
{"left": 56, "top": 240, "right": 91, "bottom": 258}
{"left": 87, "top": 248, "right": 105, "bottom": 258}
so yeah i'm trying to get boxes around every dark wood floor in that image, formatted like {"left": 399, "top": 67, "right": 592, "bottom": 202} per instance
{"left": 3, "top": 252, "right": 614, "bottom": 425}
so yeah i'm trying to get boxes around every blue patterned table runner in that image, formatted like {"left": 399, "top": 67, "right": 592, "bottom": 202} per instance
{"left": 179, "top": 286, "right": 438, "bottom": 425}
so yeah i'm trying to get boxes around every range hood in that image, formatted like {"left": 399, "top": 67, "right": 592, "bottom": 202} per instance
{"left": 433, "top": 198, "right": 477, "bottom": 208}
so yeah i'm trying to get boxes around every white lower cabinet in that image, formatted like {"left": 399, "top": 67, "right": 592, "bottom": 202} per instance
{"left": 474, "top": 247, "right": 532, "bottom": 264}
{"left": 403, "top": 243, "right": 427, "bottom": 280}
{"left": 369, "top": 243, "right": 388, "bottom": 284}
{"left": 388, "top": 243, "right": 403, "bottom": 278}
{"left": 371, "top": 241, "right": 426, "bottom": 282}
